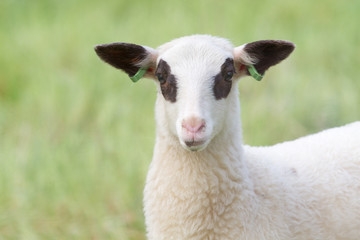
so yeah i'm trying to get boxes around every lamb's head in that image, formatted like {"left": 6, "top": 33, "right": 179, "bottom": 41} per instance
{"left": 95, "top": 35, "right": 295, "bottom": 151}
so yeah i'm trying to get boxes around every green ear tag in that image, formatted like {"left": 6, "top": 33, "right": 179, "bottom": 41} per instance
{"left": 247, "top": 65, "right": 263, "bottom": 81}
{"left": 129, "top": 67, "right": 148, "bottom": 83}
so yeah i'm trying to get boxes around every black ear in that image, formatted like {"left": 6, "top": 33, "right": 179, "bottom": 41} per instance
{"left": 234, "top": 40, "right": 295, "bottom": 77}
{"left": 243, "top": 40, "right": 295, "bottom": 75}
{"left": 94, "top": 42, "right": 157, "bottom": 78}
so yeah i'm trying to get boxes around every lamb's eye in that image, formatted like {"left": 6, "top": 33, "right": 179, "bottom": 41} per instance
{"left": 157, "top": 73, "right": 166, "bottom": 84}
{"left": 224, "top": 71, "right": 233, "bottom": 81}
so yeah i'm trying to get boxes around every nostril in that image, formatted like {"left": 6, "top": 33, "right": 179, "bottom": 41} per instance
{"left": 182, "top": 117, "right": 206, "bottom": 133}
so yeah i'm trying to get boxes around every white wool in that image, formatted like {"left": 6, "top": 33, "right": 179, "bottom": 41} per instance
{"left": 141, "top": 35, "right": 360, "bottom": 240}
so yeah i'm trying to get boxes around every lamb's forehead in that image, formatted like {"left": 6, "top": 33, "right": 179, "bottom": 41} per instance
{"left": 158, "top": 35, "right": 234, "bottom": 52}
{"left": 157, "top": 35, "right": 234, "bottom": 68}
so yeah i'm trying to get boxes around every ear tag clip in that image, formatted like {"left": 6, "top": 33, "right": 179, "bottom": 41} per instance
{"left": 247, "top": 65, "right": 263, "bottom": 81}
{"left": 129, "top": 67, "right": 149, "bottom": 83}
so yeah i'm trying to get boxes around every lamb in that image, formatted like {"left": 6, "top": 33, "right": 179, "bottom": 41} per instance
{"left": 94, "top": 35, "right": 360, "bottom": 240}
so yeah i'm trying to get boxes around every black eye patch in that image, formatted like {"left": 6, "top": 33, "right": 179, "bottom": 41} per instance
{"left": 213, "top": 58, "right": 235, "bottom": 100}
{"left": 155, "top": 60, "right": 177, "bottom": 103}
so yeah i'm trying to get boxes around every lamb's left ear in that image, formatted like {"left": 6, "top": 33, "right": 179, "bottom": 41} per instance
{"left": 94, "top": 42, "right": 158, "bottom": 80}
{"left": 233, "top": 40, "right": 295, "bottom": 77}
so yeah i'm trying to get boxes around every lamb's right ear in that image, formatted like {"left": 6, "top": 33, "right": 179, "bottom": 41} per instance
{"left": 94, "top": 43, "right": 158, "bottom": 79}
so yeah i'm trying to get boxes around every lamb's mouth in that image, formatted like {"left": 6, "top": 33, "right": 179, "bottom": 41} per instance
{"left": 182, "top": 140, "right": 208, "bottom": 152}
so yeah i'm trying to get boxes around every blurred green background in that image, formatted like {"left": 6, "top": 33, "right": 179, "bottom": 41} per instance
{"left": 0, "top": 0, "right": 359, "bottom": 239}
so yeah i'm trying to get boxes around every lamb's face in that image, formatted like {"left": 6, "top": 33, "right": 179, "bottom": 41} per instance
{"left": 155, "top": 42, "right": 236, "bottom": 151}
{"left": 94, "top": 35, "right": 295, "bottom": 152}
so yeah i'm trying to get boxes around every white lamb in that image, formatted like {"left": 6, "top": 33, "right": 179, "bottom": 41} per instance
{"left": 95, "top": 35, "right": 360, "bottom": 240}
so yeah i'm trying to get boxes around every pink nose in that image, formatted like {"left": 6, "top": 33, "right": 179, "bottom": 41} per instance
{"left": 182, "top": 117, "right": 205, "bottom": 133}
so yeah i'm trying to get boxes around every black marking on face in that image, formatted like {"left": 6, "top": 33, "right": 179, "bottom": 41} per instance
{"left": 155, "top": 60, "right": 177, "bottom": 103}
{"left": 244, "top": 40, "right": 295, "bottom": 75}
{"left": 94, "top": 43, "right": 147, "bottom": 77}
{"left": 213, "top": 58, "right": 235, "bottom": 100}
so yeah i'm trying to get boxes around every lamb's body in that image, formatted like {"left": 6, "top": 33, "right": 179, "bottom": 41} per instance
{"left": 245, "top": 122, "right": 360, "bottom": 239}
{"left": 95, "top": 35, "right": 360, "bottom": 240}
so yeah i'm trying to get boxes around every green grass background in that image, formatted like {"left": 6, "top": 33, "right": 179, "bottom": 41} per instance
{"left": 0, "top": 0, "right": 359, "bottom": 239}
